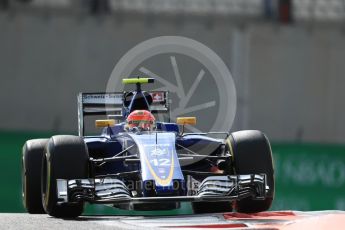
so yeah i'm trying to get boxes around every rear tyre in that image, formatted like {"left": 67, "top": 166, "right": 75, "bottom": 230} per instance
{"left": 229, "top": 130, "right": 274, "bottom": 213}
{"left": 41, "top": 135, "right": 89, "bottom": 218}
{"left": 22, "top": 139, "right": 49, "bottom": 214}
{"left": 192, "top": 201, "right": 232, "bottom": 214}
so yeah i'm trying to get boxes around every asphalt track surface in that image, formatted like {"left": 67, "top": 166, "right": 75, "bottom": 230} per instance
{"left": 1, "top": 211, "right": 345, "bottom": 230}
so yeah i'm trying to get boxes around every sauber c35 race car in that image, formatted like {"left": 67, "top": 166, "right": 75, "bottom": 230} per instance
{"left": 22, "top": 78, "right": 275, "bottom": 218}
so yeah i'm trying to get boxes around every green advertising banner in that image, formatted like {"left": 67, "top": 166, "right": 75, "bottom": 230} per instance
{"left": 271, "top": 143, "right": 345, "bottom": 211}
{"left": 0, "top": 131, "right": 344, "bottom": 214}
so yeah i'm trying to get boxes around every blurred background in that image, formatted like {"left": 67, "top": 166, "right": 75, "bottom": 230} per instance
{"left": 0, "top": 0, "right": 345, "bottom": 214}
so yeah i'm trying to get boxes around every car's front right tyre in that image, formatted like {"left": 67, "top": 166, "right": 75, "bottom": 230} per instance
{"left": 41, "top": 135, "right": 89, "bottom": 218}
{"left": 22, "top": 138, "right": 49, "bottom": 214}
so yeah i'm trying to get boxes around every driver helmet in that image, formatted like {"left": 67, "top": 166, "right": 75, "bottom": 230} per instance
{"left": 125, "top": 110, "right": 156, "bottom": 131}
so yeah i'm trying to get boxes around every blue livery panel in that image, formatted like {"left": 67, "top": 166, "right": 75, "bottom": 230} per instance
{"left": 128, "top": 133, "right": 184, "bottom": 188}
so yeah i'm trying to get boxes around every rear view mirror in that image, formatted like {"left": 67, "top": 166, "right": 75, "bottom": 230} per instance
{"left": 95, "top": 119, "right": 116, "bottom": 128}
{"left": 176, "top": 117, "right": 197, "bottom": 126}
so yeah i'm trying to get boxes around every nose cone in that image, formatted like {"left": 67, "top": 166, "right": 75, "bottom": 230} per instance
{"left": 128, "top": 132, "right": 185, "bottom": 196}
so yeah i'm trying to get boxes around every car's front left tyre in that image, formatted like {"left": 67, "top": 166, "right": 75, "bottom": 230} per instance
{"left": 229, "top": 130, "right": 275, "bottom": 213}
{"left": 41, "top": 135, "right": 89, "bottom": 218}
{"left": 192, "top": 201, "right": 232, "bottom": 214}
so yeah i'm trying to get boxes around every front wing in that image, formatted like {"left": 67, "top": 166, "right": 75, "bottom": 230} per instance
{"left": 56, "top": 174, "right": 268, "bottom": 205}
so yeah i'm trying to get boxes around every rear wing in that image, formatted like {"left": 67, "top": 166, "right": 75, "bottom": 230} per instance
{"left": 77, "top": 91, "right": 170, "bottom": 136}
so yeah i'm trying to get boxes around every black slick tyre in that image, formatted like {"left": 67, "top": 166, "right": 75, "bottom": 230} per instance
{"left": 192, "top": 201, "right": 232, "bottom": 214}
{"left": 41, "top": 135, "right": 89, "bottom": 218}
{"left": 22, "top": 139, "right": 49, "bottom": 214}
{"left": 229, "top": 130, "right": 274, "bottom": 213}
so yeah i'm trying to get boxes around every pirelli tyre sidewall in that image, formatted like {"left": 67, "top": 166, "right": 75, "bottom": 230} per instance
{"left": 42, "top": 135, "right": 89, "bottom": 218}
{"left": 22, "top": 138, "right": 49, "bottom": 214}
{"left": 229, "top": 130, "right": 275, "bottom": 213}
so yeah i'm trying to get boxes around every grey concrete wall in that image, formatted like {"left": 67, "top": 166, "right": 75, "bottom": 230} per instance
{"left": 247, "top": 25, "right": 345, "bottom": 143}
{"left": 0, "top": 11, "right": 344, "bottom": 143}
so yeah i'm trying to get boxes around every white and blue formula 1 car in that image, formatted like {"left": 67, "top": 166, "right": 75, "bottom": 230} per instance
{"left": 22, "top": 77, "right": 274, "bottom": 218}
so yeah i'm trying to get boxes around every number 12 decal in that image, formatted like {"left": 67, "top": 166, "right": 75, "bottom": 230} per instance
{"left": 150, "top": 158, "right": 171, "bottom": 167}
